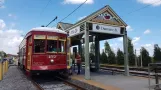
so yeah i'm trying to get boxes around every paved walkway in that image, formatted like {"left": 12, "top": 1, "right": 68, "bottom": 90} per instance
{"left": 72, "top": 67, "right": 157, "bottom": 90}
{"left": 0, "top": 66, "right": 37, "bottom": 90}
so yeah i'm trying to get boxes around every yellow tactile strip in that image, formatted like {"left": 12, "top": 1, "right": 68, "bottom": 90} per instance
{"left": 71, "top": 75, "right": 121, "bottom": 90}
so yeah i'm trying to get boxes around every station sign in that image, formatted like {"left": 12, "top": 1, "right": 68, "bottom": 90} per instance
{"left": 47, "top": 36, "right": 58, "bottom": 40}
{"left": 93, "top": 24, "right": 121, "bottom": 34}
{"left": 69, "top": 26, "right": 80, "bottom": 36}
{"left": 34, "top": 35, "right": 46, "bottom": 39}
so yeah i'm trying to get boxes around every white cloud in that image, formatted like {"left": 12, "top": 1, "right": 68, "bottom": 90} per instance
{"left": 63, "top": 0, "right": 94, "bottom": 4}
{"left": 8, "top": 14, "right": 17, "bottom": 19}
{"left": 132, "top": 37, "right": 140, "bottom": 44}
{"left": 137, "top": 0, "right": 161, "bottom": 6}
{"left": 110, "top": 43, "right": 123, "bottom": 54}
{"left": 0, "top": 19, "right": 6, "bottom": 30}
{"left": 0, "top": 0, "right": 4, "bottom": 3}
{"left": 100, "top": 47, "right": 104, "bottom": 54}
{"left": 144, "top": 29, "right": 151, "bottom": 34}
{"left": 142, "top": 44, "right": 154, "bottom": 56}
{"left": 78, "top": 16, "right": 86, "bottom": 20}
{"left": 10, "top": 22, "right": 16, "bottom": 28}
{"left": 8, "top": 14, "right": 12, "bottom": 17}
{"left": 0, "top": 0, "right": 5, "bottom": 8}
{"left": 117, "top": 37, "right": 123, "bottom": 42}
{"left": 126, "top": 25, "right": 133, "bottom": 31}
{"left": 135, "top": 44, "right": 154, "bottom": 56}
{"left": 0, "top": 19, "right": 23, "bottom": 55}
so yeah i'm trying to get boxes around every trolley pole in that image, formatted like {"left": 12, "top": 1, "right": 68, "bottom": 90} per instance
{"left": 84, "top": 22, "right": 90, "bottom": 80}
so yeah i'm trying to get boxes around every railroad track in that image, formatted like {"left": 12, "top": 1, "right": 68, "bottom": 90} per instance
{"left": 82, "top": 64, "right": 161, "bottom": 77}
{"left": 31, "top": 73, "right": 85, "bottom": 90}
{"left": 99, "top": 67, "right": 161, "bottom": 79}
{"left": 17, "top": 67, "right": 85, "bottom": 90}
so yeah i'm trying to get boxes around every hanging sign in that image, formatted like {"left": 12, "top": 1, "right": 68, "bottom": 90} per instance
{"left": 69, "top": 26, "right": 80, "bottom": 36}
{"left": 93, "top": 24, "right": 120, "bottom": 34}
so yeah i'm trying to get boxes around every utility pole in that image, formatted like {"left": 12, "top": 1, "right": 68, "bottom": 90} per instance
{"left": 123, "top": 29, "right": 129, "bottom": 76}
{"left": 140, "top": 48, "right": 143, "bottom": 68}
{"left": 135, "top": 49, "right": 137, "bottom": 67}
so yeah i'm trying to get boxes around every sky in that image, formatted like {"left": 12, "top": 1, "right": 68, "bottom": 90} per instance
{"left": 0, "top": 0, "right": 161, "bottom": 56}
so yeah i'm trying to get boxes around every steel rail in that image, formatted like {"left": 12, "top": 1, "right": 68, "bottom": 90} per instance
{"left": 55, "top": 76, "right": 86, "bottom": 90}
{"left": 17, "top": 67, "right": 44, "bottom": 90}
{"left": 30, "top": 79, "right": 44, "bottom": 90}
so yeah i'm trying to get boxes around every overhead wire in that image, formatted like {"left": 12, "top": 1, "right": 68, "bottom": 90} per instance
{"left": 39, "top": 0, "right": 52, "bottom": 16}
{"left": 127, "top": 0, "right": 161, "bottom": 15}
{"left": 51, "top": 0, "right": 161, "bottom": 28}
{"left": 51, "top": 0, "right": 88, "bottom": 27}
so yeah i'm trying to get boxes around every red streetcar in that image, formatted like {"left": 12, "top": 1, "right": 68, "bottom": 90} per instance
{"left": 18, "top": 27, "right": 68, "bottom": 76}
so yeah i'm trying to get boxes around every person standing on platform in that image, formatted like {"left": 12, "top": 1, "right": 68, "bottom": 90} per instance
{"left": 75, "top": 53, "right": 81, "bottom": 75}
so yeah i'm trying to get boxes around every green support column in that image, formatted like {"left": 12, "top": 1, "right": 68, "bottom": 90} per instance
{"left": 78, "top": 40, "right": 82, "bottom": 71}
{"left": 123, "top": 29, "right": 129, "bottom": 76}
{"left": 84, "top": 22, "right": 90, "bottom": 80}
{"left": 95, "top": 35, "right": 100, "bottom": 71}
{"left": 78, "top": 40, "right": 82, "bottom": 56}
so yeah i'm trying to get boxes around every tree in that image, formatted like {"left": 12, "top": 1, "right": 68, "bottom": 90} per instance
{"left": 90, "top": 43, "right": 95, "bottom": 54}
{"left": 104, "top": 41, "right": 111, "bottom": 54}
{"left": 128, "top": 37, "right": 135, "bottom": 66}
{"left": 141, "top": 47, "right": 151, "bottom": 67}
{"left": 100, "top": 51, "right": 108, "bottom": 64}
{"left": 104, "top": 41, "right": 116, "bottom": 64}
{"left": 117, "top": 49, "right": 124, "bottom": 65}
{"left": 108, "top": 50, "right": 116, "bottom": 64}
{"left": 153, "top": 44, "right": 161, "bottom": 62}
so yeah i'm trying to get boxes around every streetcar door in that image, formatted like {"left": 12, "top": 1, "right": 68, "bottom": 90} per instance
{"left": 27, "top": 36, "right": 32, "bottom": 70}
{"left": 67, "top": 37, "right": 71, "bottom": 69}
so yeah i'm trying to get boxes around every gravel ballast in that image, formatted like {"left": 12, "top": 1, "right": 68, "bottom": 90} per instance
{"left": 0, "top": 66, "right": 37, "bottom": 90}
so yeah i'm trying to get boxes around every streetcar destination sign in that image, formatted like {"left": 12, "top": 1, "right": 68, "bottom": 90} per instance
{"left": 93, "top": 24, "right": 121, "bottom": 34}
{"left": 69, "top": 26, "right": 80, "bottom": 36}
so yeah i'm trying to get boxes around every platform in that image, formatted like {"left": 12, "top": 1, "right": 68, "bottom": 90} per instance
{"left": 0, "top": 66, "right": 37, "bottom": 90}
{"left": 71, "top": 68, "right": 157, "bottom": 90}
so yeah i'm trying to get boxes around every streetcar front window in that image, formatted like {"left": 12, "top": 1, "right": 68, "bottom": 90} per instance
{"left": 34, "top": 39, "right": 45, "bottom": 53}
{"left": 47, "top": 40, "right": 57, "bottom": 53}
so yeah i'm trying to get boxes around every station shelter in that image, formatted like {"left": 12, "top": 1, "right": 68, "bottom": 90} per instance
{"left": 57, "top": 5, "right": 129, "bottom": 80}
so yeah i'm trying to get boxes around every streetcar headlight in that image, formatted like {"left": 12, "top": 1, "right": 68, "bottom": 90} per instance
{"left": 50, "top": 59, "right": 54, "bottom": 63}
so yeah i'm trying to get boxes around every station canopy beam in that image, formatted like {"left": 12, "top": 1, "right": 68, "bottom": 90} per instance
{"left": 57, "top": 5, "right": 129, "bottom": 80}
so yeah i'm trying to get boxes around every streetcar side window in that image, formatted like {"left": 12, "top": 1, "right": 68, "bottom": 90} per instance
{"left": 58, "top": 41, "right": 65, "bottom": 53}
{"left": 58, "top": 37, "right": 66, "bottom": 53}
{"left": 34, "top": 39, "right": 45, "bottom": 53}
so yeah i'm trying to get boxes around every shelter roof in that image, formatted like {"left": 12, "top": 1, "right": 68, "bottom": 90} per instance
{"left": 57, "top": 22, "right": 73, "bottom": 30}
{"left": 65, "top": 5, "right": 127, "bottom": 31}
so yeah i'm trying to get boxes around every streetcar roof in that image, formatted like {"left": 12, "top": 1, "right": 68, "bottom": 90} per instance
{"left": 30, "top": 27, "right": 67, "bottom": 34}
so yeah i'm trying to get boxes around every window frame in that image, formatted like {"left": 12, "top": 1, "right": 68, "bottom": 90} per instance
{"left": 33, "top": 35, "right": 46, "bottom": 54}
{"left": 57, "top": 37, "right": 66, "bottom": 54}
{"left": 46, "top": 35, "right": 58, "bottom": 54}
